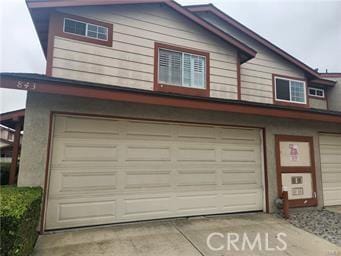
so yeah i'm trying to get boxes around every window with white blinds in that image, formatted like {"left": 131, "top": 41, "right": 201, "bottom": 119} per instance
{"left": 158, "top": 48, "right": 206, "bottom": 89}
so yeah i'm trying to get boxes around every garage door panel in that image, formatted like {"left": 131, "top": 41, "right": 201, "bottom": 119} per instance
{"left": 122, "top": 196, "right": 172, "bottom": 218}
{"left": 64, "top": 143, "right": 118, "bottom": 162}
{"left": 319, "top": 134, "right": 341, "bottom": 146}
{"left": 51, "top": 139, "right": 119, "bottom": 166}
{"left": 323, "top": 189, "right": 341, "bottom": 206}
{"left": 46, "top": 197, "right": 117, "bottom": 229}
{"left": 49, "top": 171, "right": 118, "bottom": 195}
{"left": 124, "top": 170, "right": 172, "bottom": 189}
{"left": 321, "top": 155, "right": 341, "bottom": 164}
{"left": 220, "top": 127, "right": 260, "bottom": 143}
{"left": 222, "top": 190, "right": 262, "bottom": 211}
{"left": 221, "top": 147, "right": 259, "bottom": 163}
{"left": 125, "top": 120, "right": 173, "bottom": 138}
{"left": 177, "top": 147, "right": 216, "bottom": 162}
{"left": 222, "top": 171, "right": 258, "bottom": 186}
{"left": 320, "top": 134, "right": 341, "bottom": 206}
{"left": 126, "top": 145, "right": 172, "bottom": 161}
{"left": 176, "top": 193, "right": 219, "bottom": 213}
{"left": 322, "top": 173, "right": 341, "bottom": 183}
{"left": 176, "top": 170, "right": 217, "bottom": 187}
{"left": 54, "top": 115, "right": 121, "bottom": 136}
{"left": 46, "top": 114, "right": 264, "bottom": 229}
{"left": 176, "top": 124, "right": 217, "bottom": 140}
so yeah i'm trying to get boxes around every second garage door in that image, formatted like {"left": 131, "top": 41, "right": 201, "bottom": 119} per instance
{"left": 320, "top": 133, "right": 341, "bottom": 206}
{"left": 45, "top": 114, "right": 264, "bottom": 230}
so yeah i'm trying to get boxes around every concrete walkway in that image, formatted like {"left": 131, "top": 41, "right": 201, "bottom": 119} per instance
{"left": 33, "top": 213, "right": 340, "bottom": 256}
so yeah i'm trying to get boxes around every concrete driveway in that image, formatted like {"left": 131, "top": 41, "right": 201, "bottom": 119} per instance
{"left": 33, "top": 213, "right": 340, "bottom": 256}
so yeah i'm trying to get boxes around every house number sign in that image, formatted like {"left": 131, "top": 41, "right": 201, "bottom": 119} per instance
{"left": 16, "top": 80, "right": 36, "bottom": 90}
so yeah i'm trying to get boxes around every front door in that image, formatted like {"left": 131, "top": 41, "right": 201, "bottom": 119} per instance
{"left": 275, "top": 135, "right": 317, "bottom": 207}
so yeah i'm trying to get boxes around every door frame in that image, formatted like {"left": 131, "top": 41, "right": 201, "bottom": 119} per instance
{"left": 40, "top": 111, "right": 269, "bottom": 232}
{"left": 275, "top": 135, "right": 318, "bottom": 207}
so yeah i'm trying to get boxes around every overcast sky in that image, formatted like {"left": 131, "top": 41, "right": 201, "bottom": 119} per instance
{"left": 1, "top": 0, "right": 340, "bottom": 113}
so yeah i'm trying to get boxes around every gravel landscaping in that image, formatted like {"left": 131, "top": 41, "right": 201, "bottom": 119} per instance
{"left": 285, "top": 207, "right": 341, "bottom": 246}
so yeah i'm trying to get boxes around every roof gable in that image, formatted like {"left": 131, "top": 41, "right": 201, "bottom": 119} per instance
{"left": 27, "top": 0, "right": 257, "bottom": 62}
{"left": 186, "top": 4, "right": 322, "bottom": 80}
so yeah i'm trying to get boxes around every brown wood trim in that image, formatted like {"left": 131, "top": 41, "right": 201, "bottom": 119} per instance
{"left": 186, "top": 4, "right": 321, "bottom": 79}
{"left": 40, "top": 111, "right": 270, "bottom": 231}
{"left": 28, "top": 0, "right": 171, "bottom": 8}
{"left": 320, "top": 73, "right": 341, "bottom": 78}
{"left": 154, "top": 42, "right": 210, "bottom": 97}
{"left": 0, "top": 109, "right": 25, "bottom": 122}
{"left": 262, "top": 128, "right": 269, "bottom": 213}
{"left": 8, "top": 120, "right": 23, "bottom": 185}
{"left": 52, "top": 12, "right": 113, "bottom": 47}
{"left": 40, "top": 112, "right": 54, "bottom": 233}
{"left": 310, "top": 78, "right": 336, "bottom": 87}
{"left": 46, "top": 12, "right": 56, "bottom": 76}
{"left": 275, "top": 135, "right": 318, "bottom": 208}
{"left": 272, "top": 74, "right": 309, "bottom": 108}
{"left": 2, "top": 76, "right": 341, "bottom": 124}
{"left": 282, "top": 191, "right": 289, "bottom": 219}
{"left": 236, "top": 53, "right": 241, "bottom": 100}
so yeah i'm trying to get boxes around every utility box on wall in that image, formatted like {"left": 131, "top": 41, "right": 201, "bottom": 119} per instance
{"left": 282, "top": 173, "right": 313, "bottom": 200}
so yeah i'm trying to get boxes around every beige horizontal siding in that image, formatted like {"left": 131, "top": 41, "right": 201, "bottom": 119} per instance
{"left": 53, "top": 48, "right": 154, "bottom": 73}
{"left": 52, "top": 4, "right": 239, "bottom": 100}
{"left": 241, "top": 94, "right": 273, "bottom": 104}
{"left": 54, "top": 37, "right": 153, "bottom": 65}
{"left": 53, "top": 59, "right": 153, "bottom": 82}
{"left": 309, "top": 98, "right": 327, "bottom": 110}
{"left": 210, "top": 90, "right": 237, "bottom": 99}
{"left": 52, "top": 68, "right": 153, "bottom": 90}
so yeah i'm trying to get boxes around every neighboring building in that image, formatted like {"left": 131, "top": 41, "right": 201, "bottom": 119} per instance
{"left": 320, "top": 73, "right": 341, "bottom": 111}
{"left": 0, "top": 1, "right": 340, "bottom": 231}
{"left": 0, "top": 125, "right": 15, "bottom": 163}
{"left": 0, "top": 110, "right": 25, "bottom": 185}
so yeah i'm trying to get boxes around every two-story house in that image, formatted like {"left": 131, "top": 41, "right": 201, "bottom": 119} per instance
{"left": 1, "top": 0, "right": 340, "bottom": 232}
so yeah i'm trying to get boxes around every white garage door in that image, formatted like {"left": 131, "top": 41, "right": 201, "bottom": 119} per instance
{"left": 45, "top": 114, "right": 264, "bottom": 230}
{"left": 320, "top": 133, "right": 341, "bottom": 206}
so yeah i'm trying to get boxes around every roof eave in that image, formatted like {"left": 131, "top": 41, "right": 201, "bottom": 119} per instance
{"left": 1, "top": 72, "right": 341, "bottom": 124}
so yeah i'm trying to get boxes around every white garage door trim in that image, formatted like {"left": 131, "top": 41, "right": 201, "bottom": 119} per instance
{"left": 319, "top": 133, "right": 341, "bottom": 206}
{"left": 43, "top": 113, "right": 267, "bottom": 230}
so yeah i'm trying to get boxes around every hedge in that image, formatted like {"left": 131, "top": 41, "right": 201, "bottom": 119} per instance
{"left": 0, "top": 186, "right": 42, "bottom": 256}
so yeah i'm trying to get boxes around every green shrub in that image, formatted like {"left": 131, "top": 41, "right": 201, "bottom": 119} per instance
{"left": 0, "top": 186, "right": 42, "bottom": 256}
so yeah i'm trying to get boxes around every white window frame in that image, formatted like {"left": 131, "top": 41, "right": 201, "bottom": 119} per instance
{"left": 308, "top": 87, "right": 325, "bottom": 98}
{"left": 63, "top": 18, "right": 108, "bottom": 41}
{"left": 158, "top": 48, "right": 207, "bottom": 90}
{"left": 274, "top": 76, "right": 307, "bottom": 104}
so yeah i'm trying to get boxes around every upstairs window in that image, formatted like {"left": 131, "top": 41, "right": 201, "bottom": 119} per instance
{"left": 308, "top": 87, "right": 325, "bottom": 98}
{"left": 64, "top": 18, "right": 108, "bottom": 41}
{"left": 275, "top": 76, "right": 306, "bottom": 104}
{"left": 158, "top": 48, "right": 206, "bottom": 89}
